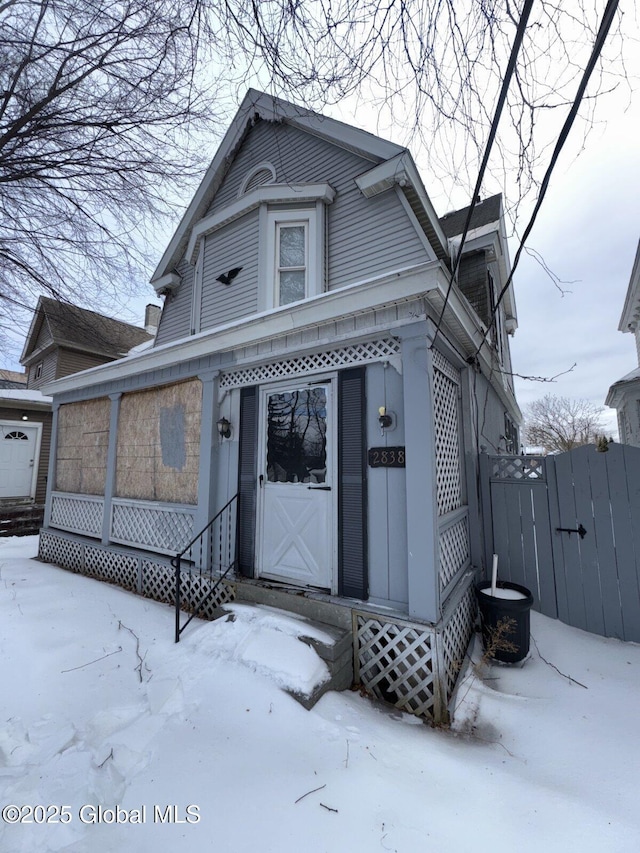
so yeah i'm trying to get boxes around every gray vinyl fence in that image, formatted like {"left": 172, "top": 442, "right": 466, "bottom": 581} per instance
{"left": 479, "top": 444, "right": 640, "bottom": 643}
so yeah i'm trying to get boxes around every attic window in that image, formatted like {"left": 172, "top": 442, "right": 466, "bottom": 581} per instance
{"left": 239, "top": 163, "right": 276, "bottom": 195}
{"left": 35, "top": 362, "right": 43, "bottom": 380}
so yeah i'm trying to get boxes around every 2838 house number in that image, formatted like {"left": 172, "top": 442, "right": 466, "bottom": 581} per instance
{"left": 368, "top": 447, "right": 406, "bottom": 468}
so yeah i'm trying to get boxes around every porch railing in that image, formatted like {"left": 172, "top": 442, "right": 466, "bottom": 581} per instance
{"left": 173, "top": 495, "right": 238, "bottom": 642}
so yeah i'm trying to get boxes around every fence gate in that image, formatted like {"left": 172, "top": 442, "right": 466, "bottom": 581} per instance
{"left": 480, "top": 444, "right": 640, "bottom": 643}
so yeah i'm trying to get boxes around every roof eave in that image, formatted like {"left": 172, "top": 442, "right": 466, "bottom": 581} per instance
{"left": 618, "top": 239, "right": 640, "bottom": 333}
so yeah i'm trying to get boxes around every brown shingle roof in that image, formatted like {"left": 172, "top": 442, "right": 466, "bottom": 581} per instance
{"left": 37, "top": 298, "right": 151, "bottom": 359}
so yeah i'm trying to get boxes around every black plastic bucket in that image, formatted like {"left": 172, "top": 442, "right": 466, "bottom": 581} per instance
{"left": 476, "top": 580, "right": 534, "bottom": 663}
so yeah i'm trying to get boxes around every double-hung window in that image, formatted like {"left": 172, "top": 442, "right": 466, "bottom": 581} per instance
{"left": 276, "top": 220, "right": 308, "bottom": 305}
{"left": 264, "top": 207, "right": 321, "bottom": 310}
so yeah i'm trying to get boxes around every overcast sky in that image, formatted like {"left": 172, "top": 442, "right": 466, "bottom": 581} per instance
{"left": 5, "top": 12, "right": 638, "bottom": 441}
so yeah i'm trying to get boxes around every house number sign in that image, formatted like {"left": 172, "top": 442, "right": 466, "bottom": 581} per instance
{"left": 368, "top": 447, "right": 406, "bottom": 468}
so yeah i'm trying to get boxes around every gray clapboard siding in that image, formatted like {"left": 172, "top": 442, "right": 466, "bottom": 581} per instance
{"left": 210, "top": 120, "right": 432, "bottom": 291}
{"left": 157, "top": 120, "right": 433, "bottom": 348}
{"left": 209, "top": 120, "right": 374, "bottom": 212}
{"left": 57, "top": 349, "right": 110, "bottom": 379}
{"left": 200, "top": 212, "right": 260, "bottom": 331}
{"left": 30, "top": 351, "right": 57, "bottom": 387}
{"left": 154, "top": 258, "right": 194, "bottom": 346}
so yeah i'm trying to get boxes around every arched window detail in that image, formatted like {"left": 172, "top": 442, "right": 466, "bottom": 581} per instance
{"left": 239, "top": 162, "right": 276, "bottom": 196}
{"left": 4, "top": 430, "right": 29, "bottom": 440}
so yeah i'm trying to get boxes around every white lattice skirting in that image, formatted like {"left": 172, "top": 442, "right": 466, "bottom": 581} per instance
{"left": 354, "top": 572, "right": 476, "bottom": 723}
{"left": 38, "top": 531, "right": 236, "bottom": 615}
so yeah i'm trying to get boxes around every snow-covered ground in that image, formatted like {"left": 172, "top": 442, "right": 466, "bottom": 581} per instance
{"left": 1, "top": 536, "right": 639, "bottom": 853}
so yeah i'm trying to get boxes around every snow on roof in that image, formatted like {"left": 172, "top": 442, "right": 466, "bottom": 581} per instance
{"left": 0, "top": 388, "right": 52, "bottom": 404}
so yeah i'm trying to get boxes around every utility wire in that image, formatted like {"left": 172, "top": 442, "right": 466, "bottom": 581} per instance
{"left": 430, "top": 0, "right": 535, "bottom": 350}
{"left": 471, "top": 0, "right": 620, "bottom": 361}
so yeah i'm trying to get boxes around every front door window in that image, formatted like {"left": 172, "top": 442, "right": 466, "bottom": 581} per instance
{"left": 266, "top": 388, "right": 327, "bottom": 484}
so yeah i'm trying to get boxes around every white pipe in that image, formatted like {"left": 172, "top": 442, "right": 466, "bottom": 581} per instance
{"left": 491, "top": 554, "right": 498, "bottom": 596}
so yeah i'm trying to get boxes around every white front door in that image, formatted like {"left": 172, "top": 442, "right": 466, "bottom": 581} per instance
{"left": 257, "top": 380, "right": 335, "bottom": 591}
{"left": 0, "top": 422, "right": 42, "bottom": 499}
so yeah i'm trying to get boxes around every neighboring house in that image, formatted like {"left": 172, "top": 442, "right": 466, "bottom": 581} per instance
{"left": 38, "top": 90, "right": 521, "bottom": 721}
{"left": 21, "top": 297, "right": 159, "bottom": 390}
{"left": 606, "top": 240, "right": 640, "bottom": 444}
{"left": 0, "top": 386, "right": 51, "bottom": 510}
{"left": 0, "top": 300, "right": 158, "bottom": 534}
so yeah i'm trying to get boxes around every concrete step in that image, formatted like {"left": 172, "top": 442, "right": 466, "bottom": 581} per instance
{"left": 228, "top": 578, "right": 353, "bottom": 631}
{"left": 218, "top": 595, "right": 354, "bottom": 710}
{"left": 289, "top": 623, "right": 354, "bottom": 710}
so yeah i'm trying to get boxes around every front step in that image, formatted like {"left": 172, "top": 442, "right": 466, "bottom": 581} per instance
{"left": 228, "top": 578, "right": 353, "bottom": 630}
{"left": 218, "top": 600, "right": 354, "bottom": 710}
{"left": 291, "top": 621, "right": 354, "bottom": 710}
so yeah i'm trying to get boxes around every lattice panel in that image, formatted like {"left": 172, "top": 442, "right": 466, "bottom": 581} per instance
{"left": 84, "top": 546, "right": 139, "bottom": 592}
{"left": 179, "top": 573, "right": 236, "bottom": 620}
{"left": 50, "top": 495, "right": 103, "bottom": 537}
{"left": 111, "top": 503, "right": 194, "bottom": 554}
{"left": 439, "top": 515, "right": 470, "bottom": 590}
{"left": 141, "top": 560, "right": 176, "bottom": 604}
{"left": 432, "top": 348, "right": 461, "bottom": 385}
{"left": 355, "top": 615, "right": 441, "bottom": 719}
{"left": 440, "top": 581, "right": 477, "bottom": 703}
{"left": 39, "top": 531, "right": 84, "bottom": 572}
{"left": 219, "top": 338, "right": 401, "bottom": 389}
{"left": 433, "top": 355, "right": 463, "bottom": 516}
{"left": 491, "top": 455, "right": 546, "bottom": 482}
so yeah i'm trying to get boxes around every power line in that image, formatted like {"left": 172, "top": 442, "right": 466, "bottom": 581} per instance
{"left": 471, "top": 0, "right": 620, "bottom": 362}
{"left": 430, "top": 0, "right": 535, "bottom": 350}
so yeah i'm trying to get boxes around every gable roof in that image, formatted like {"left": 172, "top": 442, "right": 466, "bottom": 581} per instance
{"left": 152, "top": 89, "right": 448, "bottom": 287}
{"left": 20, "top": 297, "right": 152, "bottom": 365}
{"left": 439, "top": 194, "right": 503, "bottom": 239}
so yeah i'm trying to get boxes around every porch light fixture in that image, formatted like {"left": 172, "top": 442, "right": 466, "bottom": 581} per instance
{"left": 21, "top": 412, "right": 29, "bottom": 421}
{"left": 217, "top": 416, "right": 232, "bottom": 439}
{"left": 378, "top": 406, "right": 393, "bottom": 431}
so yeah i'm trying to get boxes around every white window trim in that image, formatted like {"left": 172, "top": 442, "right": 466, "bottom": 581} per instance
{"left": 260, "top": 205, "right": 324, "bottom": 311}
{"left": 191, "top": 243, "right": 204, "bottom": 335}
{"left": 186, "top": 183, "right": 335, "bottom": 265}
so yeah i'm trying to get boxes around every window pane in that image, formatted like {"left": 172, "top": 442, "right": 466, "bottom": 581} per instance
{"left": 279, "top": 225, "right": 305, "bottom": 267}
{"left": 267, "top": 389, "right": 327, "bottom": 484}
{"left": 279, "top": 270, "right": 306, "bottom": 305}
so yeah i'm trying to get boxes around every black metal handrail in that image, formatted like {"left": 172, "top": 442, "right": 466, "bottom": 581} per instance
{"left": 172, "top": 494, "right": 238, "bottom": 642}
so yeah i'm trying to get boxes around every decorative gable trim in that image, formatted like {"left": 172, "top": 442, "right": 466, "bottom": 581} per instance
{"left": 183, "top": 182, "right": 336, "bottom": 268}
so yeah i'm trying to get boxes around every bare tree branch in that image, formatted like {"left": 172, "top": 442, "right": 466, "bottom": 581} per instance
{"left": 524, "top": 394, "right": 608, "bottom": 453}
{"left": 0, "top": 1, "right": 631, "bottom": 357}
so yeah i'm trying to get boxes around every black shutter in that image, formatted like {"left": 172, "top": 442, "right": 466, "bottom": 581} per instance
{"left": 338, "top": 368, "right": 368, "bottom": 598}
{"left": 237, "top": 386, "right": 258, "bottom": 576}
